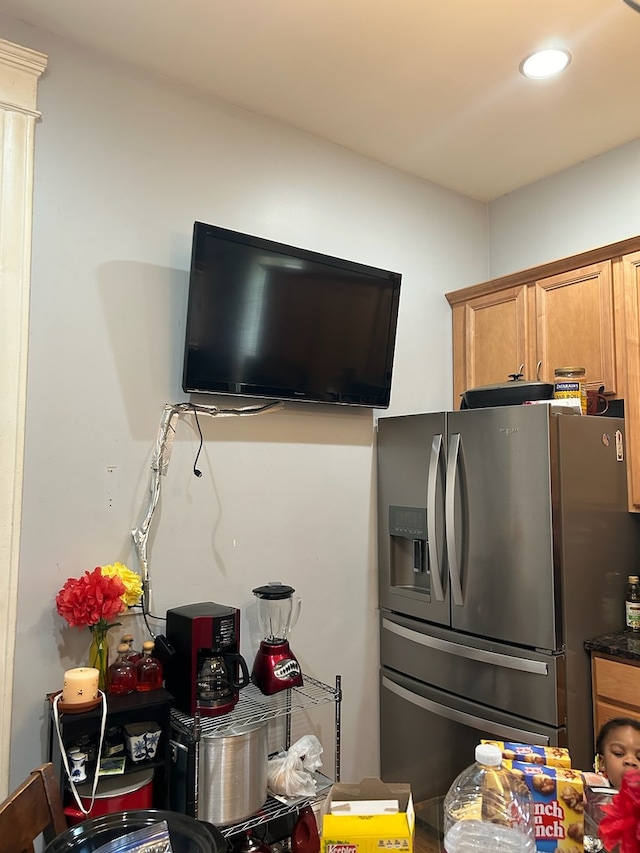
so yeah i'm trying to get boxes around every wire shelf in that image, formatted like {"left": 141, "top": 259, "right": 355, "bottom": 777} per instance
{"left": 218, "top": 784, "right": 331, "bottom": 839}
{"left": 170, "top": 674, "right": 340, "bottom": 739}
{"left": 170, "top": 675, "right": 341, "bottom": 839}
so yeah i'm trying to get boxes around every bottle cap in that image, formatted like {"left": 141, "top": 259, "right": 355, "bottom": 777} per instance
{"left": 629, "top": 576, "right": 639, "bottom": 583}
{"left": 142, "top": 640, "right": 155, "bottom": 651}
{"left": 475, "top": 743, "right": 502, "bottom": 766}
{"left": 116, "top": 643, "right": 129, "bottom": 653}
{"left": 122, "top": 633, "right": 134, "bottom": 642}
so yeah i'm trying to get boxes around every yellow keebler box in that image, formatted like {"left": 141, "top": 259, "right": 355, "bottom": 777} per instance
{"left": 321, "top": 778, "right": 414, "bottom": 853}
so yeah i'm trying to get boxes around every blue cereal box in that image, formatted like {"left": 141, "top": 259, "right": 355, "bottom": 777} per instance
{"left": 506, "top": 762, "right": 584, "bottom": 853}
{"left": 482, "top": 740, "right": 572, "bottom": 768}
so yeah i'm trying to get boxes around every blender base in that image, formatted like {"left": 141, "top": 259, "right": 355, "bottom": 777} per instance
{"left": 251, "top": 641, "right": 303, "bottom": 695}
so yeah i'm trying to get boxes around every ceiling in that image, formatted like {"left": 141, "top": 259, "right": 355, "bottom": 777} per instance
{"left": 2, "top": 0, "right": 640, "bottom": 201}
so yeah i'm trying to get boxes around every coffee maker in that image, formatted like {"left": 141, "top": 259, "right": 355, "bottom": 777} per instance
{"left": 164, "top": 602, "right": 249, "bottom": 716}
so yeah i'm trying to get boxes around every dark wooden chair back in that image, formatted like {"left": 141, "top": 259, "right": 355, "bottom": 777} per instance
{"left": 0, "top": 763, "right": 67, "bottom": 853}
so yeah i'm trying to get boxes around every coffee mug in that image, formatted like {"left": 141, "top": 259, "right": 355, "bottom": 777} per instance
{"left": 587, "top": 389, "right": 609, "bottom": 415}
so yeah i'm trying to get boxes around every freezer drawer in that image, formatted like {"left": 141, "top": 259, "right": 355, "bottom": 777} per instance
{"left": 379, "top": 667, "right": 565, "bottom": 807}
{"left": 380, "top": 612, "right": 565, "bottom": 727}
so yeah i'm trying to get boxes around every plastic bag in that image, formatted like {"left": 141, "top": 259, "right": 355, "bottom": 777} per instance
{"left": 93, "top": 820, "right": 173, "bottom": 853}
{"left": 268, "top": 735, "right": 324, "bottom": 798}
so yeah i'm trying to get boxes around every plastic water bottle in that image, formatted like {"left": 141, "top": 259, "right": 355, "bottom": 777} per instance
{"left": 443, "top": 743, "right": 536, "bottom": 853}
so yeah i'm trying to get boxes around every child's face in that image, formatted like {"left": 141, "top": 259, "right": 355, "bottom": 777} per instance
{"left": 600, "top": 725, "right": 640, "bottom": 789}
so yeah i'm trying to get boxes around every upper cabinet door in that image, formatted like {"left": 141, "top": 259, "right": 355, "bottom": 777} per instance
{"left": 533, "top": 262, "right": 616, "bottom": 394}
{"left": 450, "top": 284, "right": 528, "bottom": 407}
{"left": 619, "top": 251, "right": 640, "bottom": 511}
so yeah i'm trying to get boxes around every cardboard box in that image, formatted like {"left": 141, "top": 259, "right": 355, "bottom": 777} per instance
{"left": 481, "top": 740, "right": 572, "bottom": 768}
{"left": 321, "top": 778, "right": 414, "bottom": 853}
{"left": 506, "top": 762, "right": 584, "bottom": 853}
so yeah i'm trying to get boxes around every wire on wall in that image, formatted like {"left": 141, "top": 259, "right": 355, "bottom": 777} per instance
{"left": 131, "top": 400, "right": 284, "bottom": 636}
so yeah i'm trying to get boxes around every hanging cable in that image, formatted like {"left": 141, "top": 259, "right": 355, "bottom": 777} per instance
{"left": 192, "top": 405, "right": 204, "bottom": 478}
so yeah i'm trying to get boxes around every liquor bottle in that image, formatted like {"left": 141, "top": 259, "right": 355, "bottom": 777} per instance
{"left": 626, "top": 575, "right": 640, "bottom": 632}
{"left": 136, "top": 641, "right": 163, "bottom": 691}
{"left": 107, "top": 643, "right": 137, "bottom": 695}
{"left": 121, "top": 632, "right": 143, "bottom": 664}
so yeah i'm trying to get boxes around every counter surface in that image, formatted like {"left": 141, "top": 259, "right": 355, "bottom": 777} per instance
{"left": 584, "top": 630, "right": 640, "bottom": 661}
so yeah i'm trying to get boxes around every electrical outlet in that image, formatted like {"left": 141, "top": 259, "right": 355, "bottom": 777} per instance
{"left": 104, "top": 465, "right": 118, "bottom": 510}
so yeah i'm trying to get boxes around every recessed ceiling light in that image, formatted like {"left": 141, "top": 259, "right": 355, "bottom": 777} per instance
{"left": 520, "top": 48, "right": 571, "bottom": 80}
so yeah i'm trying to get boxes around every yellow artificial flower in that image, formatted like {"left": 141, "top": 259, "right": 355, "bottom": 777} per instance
{"left": 101, "top": 562, "right": 142, "bottom": 608}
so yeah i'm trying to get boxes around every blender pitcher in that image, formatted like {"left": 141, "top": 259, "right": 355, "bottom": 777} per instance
{"left": 251, "top": 582, "right": 303, "bottom": 695}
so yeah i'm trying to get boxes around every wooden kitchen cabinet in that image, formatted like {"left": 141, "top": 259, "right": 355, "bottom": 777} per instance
{"left": 532, "top": 262, "right": 616, "bottom": 394}
{"left": 447, "top": 234, "right": 640, "bottom": 510}
{"left": 447, "top": 260, "right": 618, "bottom": 407}
{"left": 450, "top": 284, "right": 528, "bottom": 407}
{"left": 591, "top": 652, "right": 640, "bottom": 737}
{"left": 618, "top": 251, "right": 640, "bottom": 511}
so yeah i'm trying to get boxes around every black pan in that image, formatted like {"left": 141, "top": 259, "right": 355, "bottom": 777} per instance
{"left": 43, "top": 809, "right": 229, "bottom": 853}
{"left": 460, "top": 372, "right": 554, "bottom": 409}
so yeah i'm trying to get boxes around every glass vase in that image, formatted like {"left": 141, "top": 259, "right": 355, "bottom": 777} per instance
{"left": 89, "top": 626, "right": 111, "bottom": 691}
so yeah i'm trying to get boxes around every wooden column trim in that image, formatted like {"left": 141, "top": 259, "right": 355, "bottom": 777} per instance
{"left": 0, "top": 37, "right": 47, "bottom": 799}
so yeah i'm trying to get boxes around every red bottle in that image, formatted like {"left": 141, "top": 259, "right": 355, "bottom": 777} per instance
{"left": 107, "top": 643, "right": 137, "bottom": 695}
{"left": 291, "top": 805, "right": 320, "bottom": 853}
{"left": 122, "top": 632, "right": 143, "bottom": 664}
{"left": 135, "top": 640, "right": 163, "bottom": 691}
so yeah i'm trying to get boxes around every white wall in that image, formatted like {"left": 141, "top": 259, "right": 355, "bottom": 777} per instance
{"left": 488, "top": 138, "right": 640, "bottom": 277}
{"left": 1, "top": 15, "right": 489, "bottom": 793}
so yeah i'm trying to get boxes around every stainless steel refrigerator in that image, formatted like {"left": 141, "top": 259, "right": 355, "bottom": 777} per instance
{"left": 377, "top": 406, "right": 640, "bottom": 830}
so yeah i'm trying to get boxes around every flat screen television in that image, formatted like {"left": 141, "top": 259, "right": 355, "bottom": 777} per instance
{"left": 182, "top": 222, "right": 402, "bottom": 408}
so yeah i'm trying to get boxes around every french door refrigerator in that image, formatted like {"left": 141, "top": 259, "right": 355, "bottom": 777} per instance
{"left": 377, "top": 405, "right": 640, "bottom": 831}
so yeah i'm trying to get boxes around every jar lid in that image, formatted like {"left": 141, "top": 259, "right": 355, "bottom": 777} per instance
{"left": 252, "top": 582, "right": 295, "bottom": 599}
{"left": 554, "top": 366, "right": 585, "bottom": 376}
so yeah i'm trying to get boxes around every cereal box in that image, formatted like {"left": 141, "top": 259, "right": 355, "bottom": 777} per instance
{"left": 506, "top": 761, "right": 584, "bottom": 853}
{"left": 482, "top": 740, "right": 572, "bottom": 769}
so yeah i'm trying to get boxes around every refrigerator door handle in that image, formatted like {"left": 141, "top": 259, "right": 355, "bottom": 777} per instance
{"left": 382, "top": 675, "right": 549, "bottom": 744}
{"left": 426, "top": 433, "right": 445, "bottom": 601}
{"left": 446, "top": 432, "right": 464, "bottom": 606}
{"left": 382, "top": 617, "right": 548, "bottom": 674}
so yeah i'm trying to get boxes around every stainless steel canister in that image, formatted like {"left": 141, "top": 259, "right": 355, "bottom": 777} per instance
{"left": 197, "top": 720, "right": 269, "bottom": 826}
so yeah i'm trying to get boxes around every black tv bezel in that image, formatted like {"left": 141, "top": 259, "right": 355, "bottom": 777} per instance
{"left": 182, "top": 222, "right": 402, "bottom": 408}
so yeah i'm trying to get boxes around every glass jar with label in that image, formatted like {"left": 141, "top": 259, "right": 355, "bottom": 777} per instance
{"left": 553, "top": 367, "right": 587, "bottom": 414}
{"left": 626, "top": 575, "right": 640, "bottom": 632}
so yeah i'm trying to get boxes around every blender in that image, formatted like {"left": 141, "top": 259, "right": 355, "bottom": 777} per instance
{"left": 251, "top": 582, "right": 303, "bottom": 695}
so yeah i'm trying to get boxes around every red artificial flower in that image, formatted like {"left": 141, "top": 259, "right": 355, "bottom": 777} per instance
{"left": 55, "top": 567, "right": 126, "bottom": 628}
{"left": 600, "top": 768, "right": 640, "bottom": 853}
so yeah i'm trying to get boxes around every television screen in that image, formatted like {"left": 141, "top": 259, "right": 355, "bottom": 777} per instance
{"left": 182, "top": 222, "right": 402, "bottom": 408}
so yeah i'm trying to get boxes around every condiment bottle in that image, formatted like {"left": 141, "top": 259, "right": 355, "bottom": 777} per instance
{"left": 136, "top": 640, "right": 163, "bottom": 691}
{"left": 626, "top": 575, "right": 640, "bottom": 632}
{"left": 553, "top": 367, "right": 587, "bottom": 414}
{"left": 121, "top": 632, "right": 143, "bottom": 664}
{"left": 107, "top": 643, "right": 137, "bottom": 695}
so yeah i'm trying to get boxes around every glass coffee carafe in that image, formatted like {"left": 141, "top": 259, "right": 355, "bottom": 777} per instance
{"left": 197, "top": 646, "right": 250, "bottom": 715}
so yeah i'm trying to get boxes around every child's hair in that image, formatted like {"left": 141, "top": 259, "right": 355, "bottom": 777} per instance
{"left": 596, "top": 717, "right": 640, "bottom": 756}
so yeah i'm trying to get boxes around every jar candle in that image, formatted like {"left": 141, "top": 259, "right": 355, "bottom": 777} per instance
{"left": 62, "top": 667, "right": 100, "bottom": 704}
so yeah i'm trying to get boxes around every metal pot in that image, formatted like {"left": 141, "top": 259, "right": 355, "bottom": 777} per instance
{"left": 460, "top": 366, "right": 554, "bottom": 409}
{"left": 198, "top": 720, "right": 269, "bottom": 826}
